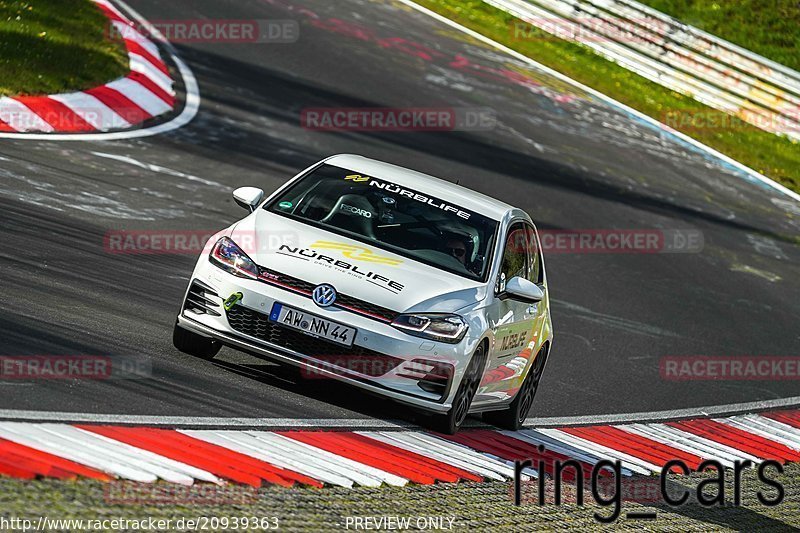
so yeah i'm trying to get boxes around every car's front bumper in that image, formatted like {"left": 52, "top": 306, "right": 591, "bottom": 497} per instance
{"left": 176, "top": 260, "right": 483, "bottom": 412}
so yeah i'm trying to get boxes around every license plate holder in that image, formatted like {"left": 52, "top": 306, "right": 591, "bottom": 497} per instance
{"left": 269, "top": 303, "right": 356, "bottom": 347}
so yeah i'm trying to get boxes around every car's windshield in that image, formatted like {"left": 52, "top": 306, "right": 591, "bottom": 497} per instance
{"left": 266, "top": 164, "right": 499, "bottom": 281}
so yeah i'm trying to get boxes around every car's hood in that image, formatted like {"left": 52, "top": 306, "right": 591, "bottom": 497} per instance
{"left": 230, "top": 211, "right": 486, "bottom": 313}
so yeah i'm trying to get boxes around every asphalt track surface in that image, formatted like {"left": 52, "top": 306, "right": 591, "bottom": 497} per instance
{"left": 0, "top": 0, "right": 798, "bottom": 425}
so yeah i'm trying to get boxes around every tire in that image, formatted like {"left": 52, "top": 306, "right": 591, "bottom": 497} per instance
{"left": 173, "top": 323, "right": 222, "bottom": 360}
{"left": 483, "top": 345, "right": 549, "bottom": 431}
{"left": 429, "top": 343, "right": 487, "bottom": 434}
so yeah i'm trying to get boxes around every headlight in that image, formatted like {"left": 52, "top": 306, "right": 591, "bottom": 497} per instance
{"left": 391, "top": 313, "right": 468, "bottom": 344}
{"left": 209, "top": 237, "right": 259, "bottom": 279}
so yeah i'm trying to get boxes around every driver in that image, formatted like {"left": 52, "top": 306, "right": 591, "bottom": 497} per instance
{"left": 444, "top": 237, "right": 468, "bottom": 266}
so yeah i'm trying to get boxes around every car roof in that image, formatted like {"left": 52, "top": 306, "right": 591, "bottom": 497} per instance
{"left": 325, "top": 154, "right": 515, "bottom": 220}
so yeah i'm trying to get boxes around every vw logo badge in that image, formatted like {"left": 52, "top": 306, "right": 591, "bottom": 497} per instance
{"left": 312, "top": 284, "right": 337, "bottom": 308}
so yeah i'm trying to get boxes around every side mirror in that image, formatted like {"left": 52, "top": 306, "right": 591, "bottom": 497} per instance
{"left": 233, "top": 187, "right": 264, "bottom": 212}
{"left": 505, "top": 276, "right": 544, "bottom": 303}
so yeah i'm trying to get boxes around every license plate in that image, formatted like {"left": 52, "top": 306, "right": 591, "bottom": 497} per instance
{"left": 269, "top": 303, "right": 356, "bottom": 347}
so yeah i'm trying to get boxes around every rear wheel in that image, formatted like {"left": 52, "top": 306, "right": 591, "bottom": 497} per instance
{"left": 429, "top": 343, "right": 487, "bottom": 434}
{"left": 173, "top": 323, "right": 222, "bottom": 360}
{"left": 483, "top": 345, "right": 549, "bottom": 430}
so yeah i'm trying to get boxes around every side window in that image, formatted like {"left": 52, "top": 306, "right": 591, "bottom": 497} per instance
{"left": 525, "top": 225, "right": 542, "bottom": 284}
{"left": 497, "top": 223, "right": 527, "bottom": 293}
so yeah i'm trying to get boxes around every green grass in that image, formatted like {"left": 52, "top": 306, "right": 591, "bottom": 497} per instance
{"left": 0, "top": 0, "right": 128, "bottom": 96}
{"left": 638, "top": 0, "right": 800, "bottom": 71}
{"left": 415, "top": 0, "right": 800, "bottom": 195}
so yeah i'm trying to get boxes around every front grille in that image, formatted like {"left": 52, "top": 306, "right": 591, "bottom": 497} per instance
{"left": 259, "top": 267, "right": 315, "bottom": 293}
{"left": 257, "top": 266, "right": 398, "bottom": 323}
{"left": 184, "top": 280, "right": 221, "bottom": 316}
{"left": 226, "top": 305, "right": 403, "bottom": 377}
{"left": 335, "top": 293, "right": 398, "bottom": 323}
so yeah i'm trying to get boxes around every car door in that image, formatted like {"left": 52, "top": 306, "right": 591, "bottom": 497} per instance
{"left": 521, "top": 222, "right": 549, "bottom": 379}
{"left": 475, "top": 221, "right": 539, "bottom": 403}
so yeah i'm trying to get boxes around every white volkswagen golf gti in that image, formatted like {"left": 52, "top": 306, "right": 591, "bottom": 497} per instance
{"left": 174, "top": 155, "right": 553, "bottom": 433}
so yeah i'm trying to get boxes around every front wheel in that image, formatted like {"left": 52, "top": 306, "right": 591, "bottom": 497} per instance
{"left": 483, "top": 345, "right": 549, "bottom": 431}
{"left": 429, "top": 343, "right": 487, "bottom": 434}
{"left": 173, "top": 322, "right": 222, "bottom": 360}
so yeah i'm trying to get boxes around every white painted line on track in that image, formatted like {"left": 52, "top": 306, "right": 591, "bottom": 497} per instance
{"left": 523, "top": 395, "right": 800, "bottom": 426}
{"left": 1, "top": 397, "right": 799, "bottom": 428}
{"left": 0, "top": 410, "right": 413, "bottom": 428}
{"left": 396, "top": 0, "right": 800, "bottom": 204}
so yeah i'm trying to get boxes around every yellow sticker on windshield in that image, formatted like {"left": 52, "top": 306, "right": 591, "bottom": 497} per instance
{"left": 344, "top": 174, "right": 371, "bottom": 182}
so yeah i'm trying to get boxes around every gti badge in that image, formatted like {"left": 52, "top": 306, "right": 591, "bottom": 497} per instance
{"left": 312, "top": 284, "right": 337, "bottom": 308}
